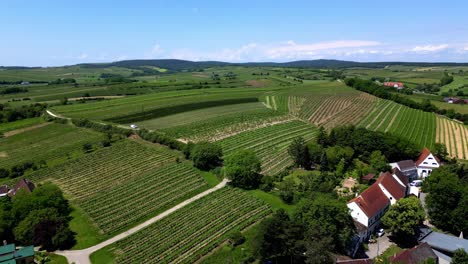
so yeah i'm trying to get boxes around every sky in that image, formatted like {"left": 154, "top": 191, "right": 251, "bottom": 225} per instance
{"left": 1, "top": 0, "right": 468, "bottom": 66}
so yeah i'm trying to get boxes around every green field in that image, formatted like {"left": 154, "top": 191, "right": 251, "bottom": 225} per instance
{"left": 0, "top": 123, "right": 105, "bottom": 173}
{"left": 357, "top": 98, "right": 436, "bottom": 149}
{"left": 218, "top": 120, "right": 317, "bottom": 175}
{"left": 91, "top": 187, "right": 271, "bottom": 264}
{"left": 0, "top": 117, "right": 45, "bottom": 134}
{"left": 26, "top": 140, "right": 210, "bottom": 241}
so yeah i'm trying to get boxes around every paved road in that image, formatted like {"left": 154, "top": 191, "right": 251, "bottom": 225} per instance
{"left": 366, "top": 233, "right": 394, "bottom": 259}
{"left": 56, "top": 179, "right": 229, "bottom": 264}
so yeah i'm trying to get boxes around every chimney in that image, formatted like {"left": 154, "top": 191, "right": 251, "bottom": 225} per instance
{"left": 3, "top": 240, "right": 7, "bottom": 246}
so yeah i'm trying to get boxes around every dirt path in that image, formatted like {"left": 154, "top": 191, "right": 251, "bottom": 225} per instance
{"left": 55, "top": 179, "right": 229, "bottom": 264}
{"left": 3, "top": 122, "right": 51, "bottom": 137}
{"left": 46, "top": 110, "right": 69, "bottom": 120}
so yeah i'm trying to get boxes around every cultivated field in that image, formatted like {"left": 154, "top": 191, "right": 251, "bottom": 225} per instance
{"left": 92, "top": 187, "right": 271, "bottom": 264}
{"left": 27, "top": 140, "right": 210, "bottom": 235}
{"left": 357, "top": 99, "right": 437, "bottom": 150}
{"left": 218, "top": 120, "right": 317, "bottom": 175}
{"left": 0, "top": 123, "right": 105, "bottom": 173}
{"left": 436, "top": 116, "right": 468, "bottom": 160}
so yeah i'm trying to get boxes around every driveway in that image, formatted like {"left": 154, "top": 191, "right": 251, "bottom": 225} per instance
{"left": 366, "top": 233, "right": 395, "bottom": 259}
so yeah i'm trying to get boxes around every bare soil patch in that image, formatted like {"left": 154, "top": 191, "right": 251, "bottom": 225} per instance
{"left": 246, "top": 79, "right": 268, "bottom": 87}
{"left": 68, "top": 96, "right": 125, "bottom": 101}
{"left": 3, "top": 122, "right": 51, "bottom": 137}
{"left": 0, "top": 152, "right": 8, "bottom": 158}
{"left": 192, "top": 73, "right": 209, "bottom": 78}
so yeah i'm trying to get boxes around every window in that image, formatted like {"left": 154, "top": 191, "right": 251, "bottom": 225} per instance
{"left": 428, "top": 157, "right": 433, "bottom": 160}
{"left": 432, "top": 163, "right": 437, "bottom": 165}
{"left": 423, "top": 162, "right": 428, "bottom": 164}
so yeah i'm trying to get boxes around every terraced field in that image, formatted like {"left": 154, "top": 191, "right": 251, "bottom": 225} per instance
{"left": 27, "top": 140, "right": 210, "bottom": 235}
{"left": 0, "top": 123, "right": 105, "bottom": 172}
{"left": 218, "top": 120, "right": 317, "bottom": 175}
{"left": 436, "top": 116, "right": 468, "bottom": 160}
{"left": 356, "top": 99, "right": 437, "bottom": 150}
{"left": 93, "top": 187, "right": 271, "bottom": 264}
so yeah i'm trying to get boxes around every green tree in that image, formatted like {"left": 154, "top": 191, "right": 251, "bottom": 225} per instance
{"left": 325, "top": 146, "right": 354, "bottom": 170}
{"left": 307, "top": 143, "right": 323, "bottom": 165}
{"left": 369, "top": 150, "right": 391, "bottom": 173}
{"left": 225, "top": 149, "right": 261, "bottom": 189}
{"left": 294, "top": 194, "right": 355, "bottom": 253}
{"left": 451, "top": 249, "right": 468, "bottom": 264}
{"left": 288, "top": 137, "right": 311, "bottom": 169}
{"left": 316, "top": 127, "right": 328, "bottom": 146}
{"left": 433, "top": 143, "right": 449, "bottom": 162}
{"left": 320, "top": 150, "right": 328, "bottom": 173}
{"left": 14, "top": 208, "right": 75, "bottom": 251}
{"left": 190, "top": 142, "right": 223, "bottom": 170}
{"left": 382, "top": 196, "right": 425, "bottom": 238}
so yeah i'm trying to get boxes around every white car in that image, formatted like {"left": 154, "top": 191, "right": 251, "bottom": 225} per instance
{"left": 410, "top": 180, "right": 423, "bottom": 187}
{"left": 377, "top": 228, "right": 385, "bottom": 237}
{"left": 130, "top": 124, "right": 138, "bottom": 129}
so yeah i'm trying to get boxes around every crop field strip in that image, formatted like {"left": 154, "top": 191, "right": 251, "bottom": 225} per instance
{"left": 436, "top": 116, "right": 468, "bottom": 159}
{"left": 356, "top": 98, "right": 437, "bottom": 150}
{"left": 52, "top": 88, "right": 274, "bottom": 121}
{"left": 0, "top": 123, "right": 105, "bottom": 171}
{"left": 161, "top": 108, "right": 288, "bottom": 142}
{"left": 27, "top": 140, "right": 210, "bottom": 235}
{"left": 103, "top": 187, "right": 272, "bottom": 264}
{"left": 134, "top": 102, "right": 269, "bottom": 130}
{"left": 218, "top": 120, "right": 317, "bottom": 175}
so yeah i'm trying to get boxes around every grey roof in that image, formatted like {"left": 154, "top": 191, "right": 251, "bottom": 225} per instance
{"left": 432, "top": 249, "right": 451, "bottom": 264}
{"left": 421, "top": 231, "right": 468, "bottom": 253}
{"left": 396, "top": 160, "right": 416, "bottom": 171}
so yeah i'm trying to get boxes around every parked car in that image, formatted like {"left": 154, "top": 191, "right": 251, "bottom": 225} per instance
{"left": 410, "top": 180, "right": 423, "bottom": 187}
{"left": 377, "top": 228, "right": 385, "bottom": 237}
{"left": 130, "top": 124, "right": 138, "bottom": 129}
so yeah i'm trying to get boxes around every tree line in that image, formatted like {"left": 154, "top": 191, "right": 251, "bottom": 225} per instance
{"left": 0, "top": 103, "right": 46, "bottom": 124}
{"left": 345, "top": 77, "right": 468, "bottom": 124}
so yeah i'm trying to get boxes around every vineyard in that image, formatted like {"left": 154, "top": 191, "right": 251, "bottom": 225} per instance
{"left": 51, "top": 88, "right": 275, "bottom": 121}
{"left": 357, "top": 99, "right": 437, "bottom": 150}
{"left": 436, "top": 116, "right": 468, "bottom": 160}
{"left": 0, "top": 123, "right": 105, "bottom": 174}
{"left": 27, "top": 140, "right": 210, "bottom": 235}
{"left": 161, "top": 108, "right": 288, "bottom": 142}
{"left": 218, "top": 120, "right": 317, "bottom": 175}
{"left": 96, "top": 187, "right": 271, "bottom": 264}
{"left": 134, "top": 102, "right": 270, "bottom": 130}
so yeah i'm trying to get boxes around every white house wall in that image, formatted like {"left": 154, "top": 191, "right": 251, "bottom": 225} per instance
{"left": 347, "top": 202, "right": 368, "bottom": 227}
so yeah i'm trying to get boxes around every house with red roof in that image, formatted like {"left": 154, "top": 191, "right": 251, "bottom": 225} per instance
{"left": 388, "top": 243, "right": 438, "bottom": 264}
{"left": 6, "top": 178, "right": 35, "bottom": 197}
{"left": 383, "top": 82, "right": 404, "bottom": 89}
{"left": 415, "top": 148, "right": 440, "bottom": 178}
{"left": 347, "top": 170, "right": 408, "bottom": 241}
{"left": 0, "top": 185, "right": 9, "bottom": 197}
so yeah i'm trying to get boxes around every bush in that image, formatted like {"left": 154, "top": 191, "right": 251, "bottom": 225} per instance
{"left": 190, "top": 142, "right": 223, "bottom": 170}
{"left": 228, "top": 230, "right": 245, "bottom": 246}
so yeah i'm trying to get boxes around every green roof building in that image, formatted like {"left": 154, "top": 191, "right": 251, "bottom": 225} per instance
{"left": 0, "top": 244, "right": 34, "bottom": 264}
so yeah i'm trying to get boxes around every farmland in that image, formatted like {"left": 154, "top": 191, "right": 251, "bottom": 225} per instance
{"left": 91, "top": 187, "right": 271, "bottom": 264}
{"left": 436, "top": 116, "right": 468, "bottom": 160}
{"left": 357, "top": 99, "right": 437, "bottom": 150}
{"left": 26, "top": 140, "right": 210, "bottom": 239}
{"left": 0, "top": 123, "right": 105, "bottom": 173}
{"left": 218, "top": 120, "right": 317, "bottom": 175}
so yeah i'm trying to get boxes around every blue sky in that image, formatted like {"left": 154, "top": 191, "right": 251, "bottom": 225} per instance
{"left": 1, "top": 0, "right": 468, "bottom": 66}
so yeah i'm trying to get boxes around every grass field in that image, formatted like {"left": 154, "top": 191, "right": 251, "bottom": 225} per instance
{"left": 0, "top": 117, "right": 45, "bottom": 134}
{"left": 26, "top": 140, "right": 210, "bottom": 243}
{"left": 91, "top": 187, "right": 271, "bottom": 264}
{"left": 0, "top": 123, "right": 105, "bottom": 174}
{"left": 439, "top": 76, "right": 468, "bottom": 95}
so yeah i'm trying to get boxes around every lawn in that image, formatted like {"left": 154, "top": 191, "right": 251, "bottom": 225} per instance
{"left": 0, "top": 117, "right": 44, "bottom": 135}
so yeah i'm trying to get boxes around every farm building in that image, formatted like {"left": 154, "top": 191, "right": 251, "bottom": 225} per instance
{"left": 0, "top": 243, "right": 34, "bottom": 264}
{"left": 347, "top": 170, "right": 408, "bottom": 242}
{"left": 6, "top": 178, "right": 35, "bottom": 197}
{"left": 0, "top": 185, "right": 9, "bottom": 197}
{"left": 388, "top": 243, "right": 438, "bottom": 264}
{"left": 390, "top": 148, "right": 440, "bottom": 181}
{"left": 443, "top": 97, "right": 466, "bottom": 104}
{"left": 415, "top": 148, "right": 440, "bottom": 178}
{"left": 418, "top": 227, "right": 468, "bottom": 263}
{"left": 383, "top": 82, "right": 404, "bottom": 89}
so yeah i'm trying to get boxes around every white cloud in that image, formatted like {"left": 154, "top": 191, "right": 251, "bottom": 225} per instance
{"left": 114, "top": 55, "right": 128, "bottom": 61}
{"left": 411, "top": 44, "right": 449, "bottom": 52}
{"left": 464, "top": 46, "right": 468, "bottom": 51}
{"left": 77, "top": 53, "right": 88, "bottom": 60}
{"left": 144, "top": 43, "right": 165, "bottom": 59}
